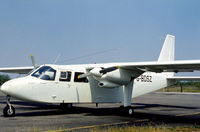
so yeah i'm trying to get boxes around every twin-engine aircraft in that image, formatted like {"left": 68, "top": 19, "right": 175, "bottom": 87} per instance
{"left": 1, "top": 34, "right": 200, "bottom": 117}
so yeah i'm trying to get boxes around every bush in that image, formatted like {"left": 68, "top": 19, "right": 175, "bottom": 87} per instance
{"left": 0, "top": 74, "right": 10, "bottom": 86}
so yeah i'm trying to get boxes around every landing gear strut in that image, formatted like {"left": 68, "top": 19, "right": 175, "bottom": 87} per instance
{"left": 122, "top": 81, "right": 134, "bottom": 116}
{"left": 3, "top": 96, "right": 15, "bottom": 117}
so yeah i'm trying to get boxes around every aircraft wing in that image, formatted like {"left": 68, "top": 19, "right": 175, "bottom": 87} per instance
{"left": 84, "top": 60, "right": 200, "bottom": 83}
{"left": 0, "top": 66, "right": 34, "bottom": 74}
{"left": 116, "top": 60, "right": 200, "bottom": 73}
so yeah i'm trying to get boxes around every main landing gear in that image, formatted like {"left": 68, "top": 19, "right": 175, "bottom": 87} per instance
{"left": 127, "top": 106, "right": 134, "bottom": 115}
{"left": 60, "top": 103, "right": 73, "bottom": 111}
{"left": 3, "top": 96, "right": 15, "bottom": 117}
{"left": 121, "top": 81, "right": 134, "bottom": 116}
{"left": 120, "top": 105, "right": 134, "bottom": 116}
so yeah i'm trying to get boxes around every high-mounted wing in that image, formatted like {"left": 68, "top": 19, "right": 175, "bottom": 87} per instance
{"left": 85, "top": 60, "right": 200, "bottom": 76}
{"left": 0, "top": 66, "right": 34, "bottom": 74}
{"left": 82, "top": 60, "right": 200, "bottom": 88}
{"left": 117, "top": 60, "right": 200, "bottom": 73}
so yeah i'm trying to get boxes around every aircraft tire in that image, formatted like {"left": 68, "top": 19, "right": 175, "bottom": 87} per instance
{"left": 60, "top": 103, "right": 73, "bottom": 111}
{"left": 3, "top": 105, "right": 15, "bottom": 117}
{"left": 120, "top": 106, "right": 134, "bottom": 116}
{"left": 127, "top": 107, "right": 134, "bottom": 115}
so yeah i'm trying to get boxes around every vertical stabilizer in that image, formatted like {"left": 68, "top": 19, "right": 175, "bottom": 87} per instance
{"left": 158, "top": 34, "right": 175, "bottom": 62}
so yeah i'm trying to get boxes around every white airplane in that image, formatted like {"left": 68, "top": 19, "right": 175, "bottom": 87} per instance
{"left": 1, "top": 34, "right": 200, "bottom": 117}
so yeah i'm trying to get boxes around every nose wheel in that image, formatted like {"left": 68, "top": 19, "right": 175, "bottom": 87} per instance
{"left": 3, "top": 96, "right": 15, "bottom": 117}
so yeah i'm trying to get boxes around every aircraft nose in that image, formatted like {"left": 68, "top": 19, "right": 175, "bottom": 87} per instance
{"left": 0, "top": 81, "right": 12, "bottom": 95}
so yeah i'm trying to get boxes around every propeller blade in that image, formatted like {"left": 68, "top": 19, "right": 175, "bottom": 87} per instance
{"left": 78, "top": 66, "right": 119, "bottom": 79}
{"left": 30, "top": 54, "right": 37, "bottom": 68}
{"left": 99, "top": 66, "right": 119, "bottom": 74}
{"left": 77, "top": 73, "right": 90, "bottom": 79}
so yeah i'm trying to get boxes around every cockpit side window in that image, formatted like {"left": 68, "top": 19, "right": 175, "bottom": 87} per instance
{"left": 31, "top": 66, "right": 56, "bottom": 81}
{"left": 59, "top": 71, "right": 71, "bottom": 82}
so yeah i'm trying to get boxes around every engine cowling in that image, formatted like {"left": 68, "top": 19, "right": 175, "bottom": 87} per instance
{"left": 98, "top": 80, "right": 121, "bottom": 88}
{"left": 100, "top": 69, "right": 132, "bottom": 85}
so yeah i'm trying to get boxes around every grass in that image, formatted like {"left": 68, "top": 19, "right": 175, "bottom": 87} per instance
{"left": 53, "top": 124, "right": 200, "bottom": 132}
{"left": 90, "top": 126, "right": 200, "bottom": 132}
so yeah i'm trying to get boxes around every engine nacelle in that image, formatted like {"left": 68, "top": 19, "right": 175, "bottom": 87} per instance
{"left": 90, "top": 67, "right": 143, "bottom": 87}
{"left": 98, "top": 80, "right": 121, "bottom": 88}
{"left": 101, "top": 69, "right": 133, "bottom": 85}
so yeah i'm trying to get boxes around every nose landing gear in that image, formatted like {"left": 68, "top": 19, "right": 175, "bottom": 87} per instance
{"left": 3, "top": 96, "right": 15, "bottom": 117}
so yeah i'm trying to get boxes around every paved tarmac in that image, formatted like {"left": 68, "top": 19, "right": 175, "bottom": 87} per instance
{"left": 0, "top": 91, "right": 200, "bottom": 132}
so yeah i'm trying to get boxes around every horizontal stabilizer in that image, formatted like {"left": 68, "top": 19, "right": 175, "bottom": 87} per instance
{"left": 167, "top": 76, "right": 200, "bottom": 81}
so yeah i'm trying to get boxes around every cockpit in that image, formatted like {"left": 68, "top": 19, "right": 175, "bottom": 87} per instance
{"left": 31, "top": 66, "right": 56, "bottom": 81}
{"left": 28, "top": 65, "right": 89, "bottom": 83}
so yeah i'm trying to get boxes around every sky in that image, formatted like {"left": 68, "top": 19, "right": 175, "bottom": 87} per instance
{"left": 0, "top": 0, "right": 200, "bottom": 76}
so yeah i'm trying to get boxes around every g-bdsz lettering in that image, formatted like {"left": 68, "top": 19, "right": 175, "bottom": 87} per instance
{"left": 136, "top": 75, "right": 152, "bottom": 82}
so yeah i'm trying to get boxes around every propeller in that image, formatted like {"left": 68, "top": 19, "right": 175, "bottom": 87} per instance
{"left": 78, "top": 66, "right": 119, "bottom": 79}
{"left": 30, "top": 54, "right": 37, "bottom": 68}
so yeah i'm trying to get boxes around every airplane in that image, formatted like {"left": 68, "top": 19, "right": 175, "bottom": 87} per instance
{"left": 1, "top": 34, "right": 200, "bottom": 117}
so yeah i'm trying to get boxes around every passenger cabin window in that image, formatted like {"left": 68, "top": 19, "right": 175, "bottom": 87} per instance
{"left": 31, "top": 66, "right": 56, "bottom": 81}
{"left": 74, "top": 72, "right": 89, "bottom": 83}
{"left": 59, "top": 71, "right": 71, "bottom": 82}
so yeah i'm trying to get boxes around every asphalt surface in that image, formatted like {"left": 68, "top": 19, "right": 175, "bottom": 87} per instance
{"left": 0, "top": 91, "right": 200, "bottom": 132}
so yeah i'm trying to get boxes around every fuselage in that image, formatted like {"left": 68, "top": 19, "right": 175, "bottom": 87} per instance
{"left": 0, "top": 64, "right": 174, "bottom": 104}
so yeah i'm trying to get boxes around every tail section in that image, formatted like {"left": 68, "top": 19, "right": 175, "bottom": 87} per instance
{"left": 158, "top": 34, "right": 175, "bottom": 78}
{"left": 158, "top": 34, "right": 175, "bottom": 62}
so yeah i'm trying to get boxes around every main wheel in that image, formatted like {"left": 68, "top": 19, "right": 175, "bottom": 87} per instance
{"left": 60, "top": 103, "right": 73, "bottom": 111}
{"left": 120, "top": 106, "right": 134, "bottom": 116}
{"left": 127, "top": 107, "right": 134, "bottom": 115}
{"left": 3, "top": 105, "right": 15, "bottom": 117}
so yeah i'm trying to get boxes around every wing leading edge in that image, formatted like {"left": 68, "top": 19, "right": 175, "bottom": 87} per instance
{"left": 116, "top": 60, "right": 200, "bottom": 73}
{"left": 0, "top": 67, "right": 34, "bottom": 74}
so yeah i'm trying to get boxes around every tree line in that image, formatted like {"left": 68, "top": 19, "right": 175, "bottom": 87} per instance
{"left": 177, "top": 81, "right": 200, "bottom": 88}
{"left": 0, "top": 74, "right": 10, "bottom": 86}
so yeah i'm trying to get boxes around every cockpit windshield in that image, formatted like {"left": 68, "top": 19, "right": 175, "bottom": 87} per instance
{"left": 27, "top": 66, "right": 40, "bottom": 76}
{"left": 31, "top": 66, "right": 56, "bottom": 81}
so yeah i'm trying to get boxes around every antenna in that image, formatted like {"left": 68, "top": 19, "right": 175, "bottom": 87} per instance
{"left": 53, "top": 53, "right": 61, "bottom": 64}
{"left": 57, "top": 48, "right": 118, "bottom": 64}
